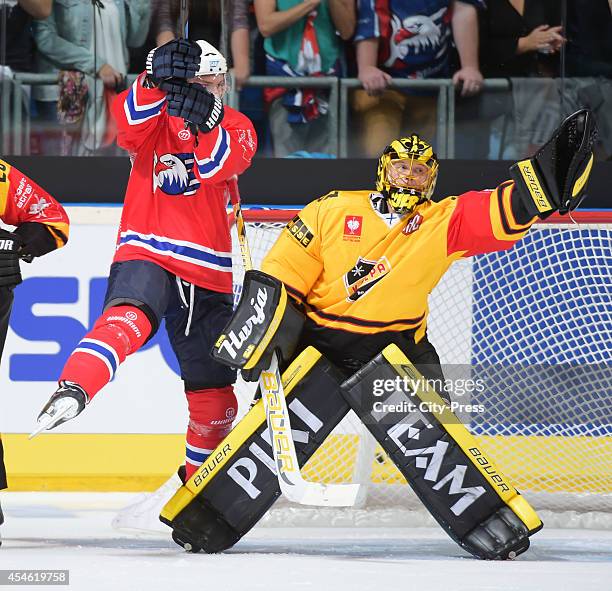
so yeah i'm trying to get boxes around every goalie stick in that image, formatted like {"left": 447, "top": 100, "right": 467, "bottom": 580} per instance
{"left": 228, "top": 176, "right": 360, "bottom": 507}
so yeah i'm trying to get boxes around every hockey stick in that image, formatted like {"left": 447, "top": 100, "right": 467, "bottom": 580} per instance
{"left": 179, "top": 0, "right": 189, "bottom": 38}
{"left": 228, "top": 177, "right": 360, "bottom": 507}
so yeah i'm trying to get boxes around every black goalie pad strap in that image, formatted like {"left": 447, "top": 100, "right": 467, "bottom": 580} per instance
{"left": 161, "top": 347, "right": 348, "bottom": 553}
{"left": 509, "top": 109, "right": 597, "bottom": 219}
{"left": 341, "top": 344, "right": 542, "bottom": 560}
{"left": 213, "top": 270, "right": 304, "bottom": 378}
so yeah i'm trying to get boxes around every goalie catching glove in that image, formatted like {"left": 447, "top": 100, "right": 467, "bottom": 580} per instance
{"left": 510, "top": 109, "right": 597, "bottom": 219}
{"left": 212, "top": 270, "right": 304, "bottom": 380}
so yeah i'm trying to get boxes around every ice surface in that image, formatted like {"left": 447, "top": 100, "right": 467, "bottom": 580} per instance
{"left": 0, "top": 493, "right": 610, "bottom": 591}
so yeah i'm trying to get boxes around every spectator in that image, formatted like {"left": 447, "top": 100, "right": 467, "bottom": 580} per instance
{"left": 254, "top": 0, "right": 356, "bottom": 157}
{"left": 479, "top": 0, "right": 564, "bottom": 79}
{"left": 0, "top": 1, "right": 52, "bottom": 153}
{"left": 566, "top": 0, "right": 612, "bottom": 78}
{"left": 150, "top": 0, "right": 253, "bottom": 90}
{"left": 352, "top": 0, "right": 484, "bottom": 158}
{"left": 455, "top": 1, "right": 565, "bottom": 160}
{"left": 0, "top": 0, "right": 52, "bottom": 72}
{"left": 32, "top": 0, "right": 150, "bottom": 154}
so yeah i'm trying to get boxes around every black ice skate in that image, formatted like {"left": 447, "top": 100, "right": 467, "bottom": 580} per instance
{"left": 30, "top": 381, "right": 89, "bottom": 438}
{"left": 0, "top": 499, "right": 4, "bottom": 548}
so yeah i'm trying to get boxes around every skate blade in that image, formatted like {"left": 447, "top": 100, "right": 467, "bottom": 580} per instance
{"left": 29, "top": 405, "right": 75, "bottom": 439}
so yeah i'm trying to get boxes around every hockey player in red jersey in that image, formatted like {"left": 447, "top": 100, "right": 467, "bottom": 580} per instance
{"left": 34, "top": 39, "right": 257, "bottom": 481}
{"left": 0, "top": 159, "right": 70, "bottom": 546}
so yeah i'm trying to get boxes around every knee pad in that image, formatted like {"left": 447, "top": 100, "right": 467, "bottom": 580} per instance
{"left": 186, "top": 386, "right": 237, "bottom": 440}
{"left": 93, "top": 305, "right": 152, "bottom": 358}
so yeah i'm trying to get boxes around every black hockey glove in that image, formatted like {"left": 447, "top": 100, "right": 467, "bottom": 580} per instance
{"left": 14, "top": 222, "right": 63, "bottom": 259}
{"left": 145, "top": 39, "right": 201, "bottom": 84}
{"left": 0, "top": 228, "right": 22, "bottom": 288}
{"left": 510, "top": 109, "right": 597, "bottom": 219}
{"left": 165, "top": 80, "right": 224, "bottom": 133}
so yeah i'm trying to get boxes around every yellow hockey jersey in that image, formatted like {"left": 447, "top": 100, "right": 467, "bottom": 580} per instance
{"left": 262, "top": 181, "right": 534, "bottom": 345}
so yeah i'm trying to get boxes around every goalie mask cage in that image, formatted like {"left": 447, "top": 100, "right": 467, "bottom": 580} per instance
{"left": 230, "top": 208, "right": 612, "bottom": 528}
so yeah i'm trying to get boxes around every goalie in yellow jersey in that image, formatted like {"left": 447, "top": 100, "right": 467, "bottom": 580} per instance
{"left": 250, "top": 110, "right": 596, "bottom": 383}
{"left": 162, "top": 110, "right": 597, "bottom": 559}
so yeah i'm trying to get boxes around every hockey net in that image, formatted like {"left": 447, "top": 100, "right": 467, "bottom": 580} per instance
{"left": 230, "top": 208, "right": 612, "bottom": 527}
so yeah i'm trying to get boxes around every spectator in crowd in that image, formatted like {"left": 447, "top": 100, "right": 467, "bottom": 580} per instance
{"left": 352, "top": 0, "right": 484, "bottom": 158}
{"left": 566, "top": 0, "right": 612, "bottom": 78}
{"left": 0, "top": 0, "right": 52, "bottom": 73}
{"left": 149, "top": 0, "right": 253, "bottom": 90}
{"left": 0, "top": 1, "right": 52, "bottom": 153}
{"left": 32, "top": 0, "right": 150, "bottom": 154}
{"left": 456, "top": 1, "right": 564, "bottom": 160}
{"left": 479, "top": 0, "right": 563, "bottom": 79}
{"left": 254, "top": 0, "right": 356, "bottom": 157}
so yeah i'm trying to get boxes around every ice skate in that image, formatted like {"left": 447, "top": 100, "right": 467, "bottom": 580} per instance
{"left": 112, "top": 467, "right": 185, "bottom": 535}
{"left": 30, "top": 381, "right": 89, "bottom": 438}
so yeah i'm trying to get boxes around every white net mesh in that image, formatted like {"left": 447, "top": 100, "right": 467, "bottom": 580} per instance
{"left": 230, "top": 211, "right": 612, "bottom": 525}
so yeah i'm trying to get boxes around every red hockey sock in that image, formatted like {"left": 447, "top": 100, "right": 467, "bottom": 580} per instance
{"left": 59, "top": 305, "right": 152, "bottom": 399}
{"left": 185, "top": 386, "right": 237, "bottom": 480}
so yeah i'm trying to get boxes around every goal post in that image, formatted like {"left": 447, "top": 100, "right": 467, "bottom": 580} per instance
{"left": 230, "top": 208, "right": 612, "bottom": 526}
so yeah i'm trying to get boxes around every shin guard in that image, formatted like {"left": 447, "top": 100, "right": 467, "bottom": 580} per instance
{"left": 185, "top": 386, "right": 238, "bottom": 480}
{"left": 60, "top": 305, "right": 152, "bottom": 398}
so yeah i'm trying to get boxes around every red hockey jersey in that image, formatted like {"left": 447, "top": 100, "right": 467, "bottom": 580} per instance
{"left": 112, "top": 73, "right": 257, "bottom": 292}
{"left": 0, "top": 159, "right": 69, "bottom": 247}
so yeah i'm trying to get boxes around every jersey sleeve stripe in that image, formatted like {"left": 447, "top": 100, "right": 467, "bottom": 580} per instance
{"left": 124, "top": 81, "right": 165, "bottom": 125}
{"left": 195, "top": 128, "right": 231, "bottom": 178}
{"left": 489, "top": 187, "right": 530, "bottom": 243}
{"left": 501, "top": 181, "right": 537, "bottom": 230}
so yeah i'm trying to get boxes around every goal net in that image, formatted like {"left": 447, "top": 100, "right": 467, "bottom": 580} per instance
{"left": 230, "top": 208, "right": 612, "bottom": 527}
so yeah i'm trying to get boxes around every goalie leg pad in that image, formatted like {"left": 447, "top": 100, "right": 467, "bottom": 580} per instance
{"left": 161, "top": 347, "right": 349, "bottom": 553}
{"left": 341, "top": 344, "right": 542, "bottom": 560}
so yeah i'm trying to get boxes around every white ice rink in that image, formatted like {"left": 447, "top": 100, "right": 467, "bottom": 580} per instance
{"left": 0, "top": 493, "right": 610, "bottom": 591}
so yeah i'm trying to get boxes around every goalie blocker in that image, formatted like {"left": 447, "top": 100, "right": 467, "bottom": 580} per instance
{"left": 163, "top": 271, "right": 542, "bottom": 558}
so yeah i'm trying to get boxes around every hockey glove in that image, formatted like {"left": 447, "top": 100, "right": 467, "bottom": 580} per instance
{"left": 510, "top": 109, "right": 597, "bottom": 219}
{"left": 14, "top": 222, "right": 64, "bottom": 258}
{"left": 165, "top": 80, "right": 224, "bottom": 133}
{"left": 145, "top": 39, "right": 201, "bottom": 84}
{"left": 0, "top": 228, "right": 22, "bottom": 288}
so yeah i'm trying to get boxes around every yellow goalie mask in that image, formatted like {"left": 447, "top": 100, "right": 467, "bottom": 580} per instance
{"left": 376, "top": 136, "right": 439, "bottom": 215}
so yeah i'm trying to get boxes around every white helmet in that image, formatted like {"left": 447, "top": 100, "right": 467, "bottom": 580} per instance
{"left": 196, "top": 40, "right": 227, "bottom": 76}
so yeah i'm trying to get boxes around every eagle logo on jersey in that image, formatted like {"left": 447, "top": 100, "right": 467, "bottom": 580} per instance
{"left": 344, "top": 256, "right": 391, "bottom": 302}
{"left": 153, "top": 152, "right": 200, "bottom": 196}
{"left": 385, "top": 8, "right": 446, "bottom": 68}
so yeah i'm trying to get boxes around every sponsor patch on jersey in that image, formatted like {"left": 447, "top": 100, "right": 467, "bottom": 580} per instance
{"left": 402, "top": 213, "right": 423, "bottom": 235}
{"left": 344, "top": 256, "right": 391, "bottom": 302}
{"left": 28, "top": 196, "right": 52, "bottom": 218}
{"left": 343, "top": 215, "right": 363, "bottom": 241}
{"left": 237, "top": 128, "right": 256, "bottom": 161}
{"left": 286, "top": 215, "right": 314, "bottom": 248}
{"left": 178, "top": 128, "right": 191, "bottom": 141}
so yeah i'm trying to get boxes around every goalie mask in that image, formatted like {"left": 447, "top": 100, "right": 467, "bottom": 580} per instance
{"left": 376, "top": 136, "right": 439, "bottom": 215}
